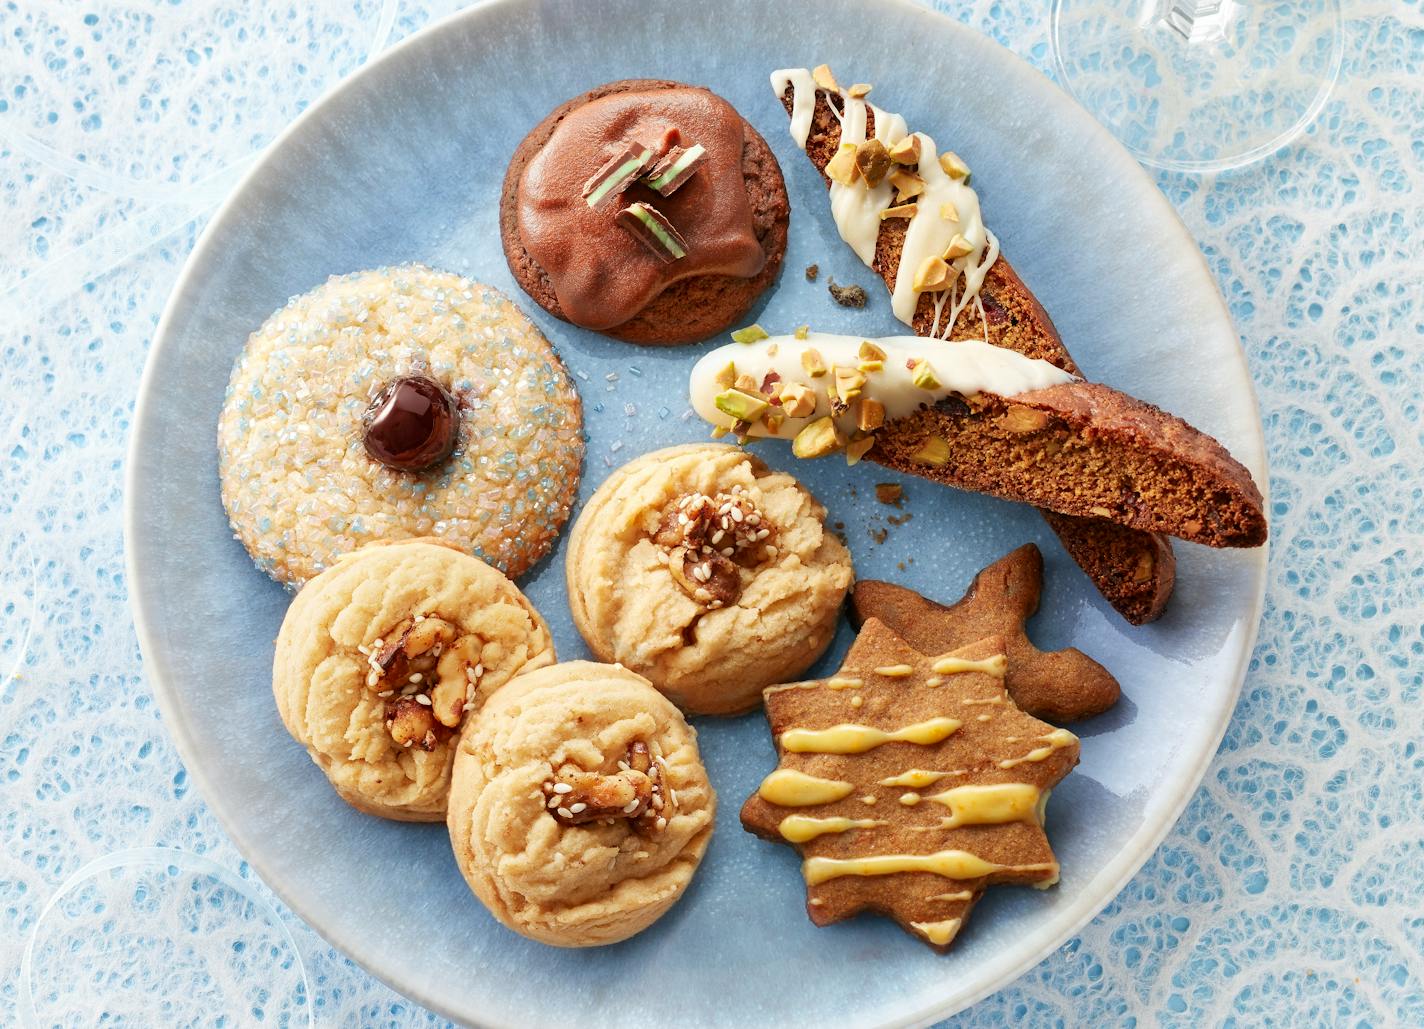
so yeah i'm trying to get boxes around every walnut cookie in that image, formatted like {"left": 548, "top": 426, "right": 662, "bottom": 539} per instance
{"left": 448, "top": 661, "right": 715, "bottom": 947}
{"left": 566, "top": 443, "right": 854, "bottom": 716}
{"left": 273, "top": 538, "right": 553, "bottom": 822}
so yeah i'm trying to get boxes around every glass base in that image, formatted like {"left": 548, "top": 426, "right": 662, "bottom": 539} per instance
{"left": 1051, "top": 0, "right": 1343, "bottom": 173}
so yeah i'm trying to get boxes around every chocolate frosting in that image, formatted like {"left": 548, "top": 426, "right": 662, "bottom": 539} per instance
{"left": 517, "top": 86, "right": 767, "bottom": 330}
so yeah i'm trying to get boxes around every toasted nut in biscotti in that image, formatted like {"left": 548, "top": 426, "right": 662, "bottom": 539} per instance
{"left": 741, "top": 620, "right": 1078, "bottom": 952}
{"left": 850, "top": 544, "right": 1120, "bottom": 722}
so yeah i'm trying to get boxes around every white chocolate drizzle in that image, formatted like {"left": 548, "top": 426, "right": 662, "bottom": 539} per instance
{"left": 770, "top": 67, "right": 999, "bottom": 339}
{"left": 689, "top": 333, "right": 1075, "bottom": 440}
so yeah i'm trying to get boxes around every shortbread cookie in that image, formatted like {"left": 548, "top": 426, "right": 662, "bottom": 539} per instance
{"left": 851, "top": 545, "right": 1119, "bottom": 723}
{"left": 690, "top": 332, "right": 1267, "bottom": 548}
{"left": 740, "top": 619, "right": 1078, "bottom": 951}
{"left": 448, "top": 661, "right": 715, "bottom": 947}
{"left": 218, "top": 265, "right": 584, "bottom": 587}
{"left": 770, "top": 64, "right": 1176, "bottom": 623}
{"left": 566, "top": 443, "right": 854, "bottom": 715}
{"left": 273, "top": 538, "right": 553, "bottom": 822}
{"left": 502, "top": 79, "right": 788, "bottom": 345}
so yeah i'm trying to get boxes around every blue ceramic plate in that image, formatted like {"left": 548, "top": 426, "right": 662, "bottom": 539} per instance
{"left": 127, "top": 1, "right": 1268, "bottom": 1025}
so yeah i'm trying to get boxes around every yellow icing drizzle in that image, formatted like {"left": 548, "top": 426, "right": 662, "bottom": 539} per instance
{"left": 928, "top": 890, "right": 973, "bottom": 902}
{"left": 781, "top": 717, "right": 961, "bottom": 754}
{"left": 757, "top": 769, "right": 855, "bottom": 806}
{"left": 802, "top": 849, "right": 1005, "bottom": 885}
{"left": 778, "top": 815, "right": 884, "bottom": 843}
{"left": 931, "top": 653, "right": 1008, "bottom": 678}
{"left": 998, "top": 728, "right": 1078, "bottom": 769}
{"left": 873, "top": 664, "right": 915, "bottom": 678}
{"left": 879, "top": 769, "right": 962, "bottom": 788}
{"left": 899, "top": 792, "right": 922, "bottom": 806}
{"left": 911, "top": 917, "right": 963, "bottom": 946}
{"left": 961, "top": 696, "right": 1005, "bottom": 706}
{"left": 827, "top": 677, "right": 863, "bottom": 690}
{"left": 925, "top": 783, "right": 1042, "bottom": 827}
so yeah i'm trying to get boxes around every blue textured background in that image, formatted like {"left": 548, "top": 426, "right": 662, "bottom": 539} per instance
{"left": 2, "top": 1, "right": 1421, "bottom": 1025}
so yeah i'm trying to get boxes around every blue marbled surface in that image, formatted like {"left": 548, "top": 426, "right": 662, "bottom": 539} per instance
{"left": 1, "top": 1, "right": 1421, "bottom": 1025}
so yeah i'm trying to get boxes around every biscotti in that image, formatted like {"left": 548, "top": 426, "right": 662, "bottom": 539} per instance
{"left": 772, "top": 69, "right": 1178, "bottom": 623}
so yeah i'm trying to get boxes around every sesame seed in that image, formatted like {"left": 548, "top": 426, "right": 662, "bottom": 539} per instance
{"left": 655, "top": 817, "right": 667, "bottom": 830}
{"left": 377, "top": 690, "right": 394, "bottom": 698}
{"left": 415, "top": 694, "right": 432, "bottom": 706}
{"left": 623, "top": 800, "right": 641, "bottom": 813}
{"left": 557, "top": 807, "right": 573, "bottom": 819}
{"left": 553, "top": 782, "right": 573, "bottom": 794}
{"left": 569, "top": 802, "right": 587, "bottom": 814}
{"left": 409, "top": 673, "right": 423, "bottom": 683}
{"left": 548, "top": 797, "right": 561, "bottom": 809}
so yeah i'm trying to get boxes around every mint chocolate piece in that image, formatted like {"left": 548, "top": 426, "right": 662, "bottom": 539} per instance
{"left": 583, "top": 145, "right": 654, "bottom": 210}
{"left": 644, "top": 143, "right": 707, "bottom": 196}
{"left": 616, "top": 202, "right": 688, "bottom": 262}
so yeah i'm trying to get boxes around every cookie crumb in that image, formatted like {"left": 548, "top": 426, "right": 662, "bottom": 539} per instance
{"left": 874, "top": 483, "right": 903, "bottom": 506}
{"left": 870, "top": 527, "right": 888, "bottom": 545}
{"left": 888, "top": 513, "right": 912, "bottom": 526}
{"left": 805, "top": 263, "right": 820, "bottom": 281}
{"left": 827, "top": 277, "right": 868, "bottom": 308}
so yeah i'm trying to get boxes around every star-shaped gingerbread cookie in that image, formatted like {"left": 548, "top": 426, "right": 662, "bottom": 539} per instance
{"left": 740, "top": 618, "right": 1079, "bottom": 951}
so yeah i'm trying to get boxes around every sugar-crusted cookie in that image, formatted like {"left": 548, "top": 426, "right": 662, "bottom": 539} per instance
{"left": 218, "top": 265, "right": 584, "bottom": 587}
{"left": 273, "top": 538, "right": 554, "bottom": 822}
{"left": 448, "top": 661, "right": 715, "bottom": 947}
{"left": 851, "top": 544, "right": 1119, "bottom": 722}
{"left": 740, "top": 619, "right": 1078, "bottom": 951}
{"left": 566, "top": 443, "right": 854, "bottom": 716}
{"left": 502, "top": 79, "right": 789, "bottom": 345}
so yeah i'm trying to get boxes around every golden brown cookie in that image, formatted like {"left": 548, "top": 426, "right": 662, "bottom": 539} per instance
{"left": 273, "top": 538, "right": 554, "bottom": 821}
{"left": 850, "top": 544, "right": 1119, "bottom": 722}
{"left": 448, "top": 661, "right": 715, "bottom": 947}
{"left": 566, "top": 443, "right": 853, "bottom": 715}
{"left": 740, "top": 619, "right": 1078, "bottom": 952}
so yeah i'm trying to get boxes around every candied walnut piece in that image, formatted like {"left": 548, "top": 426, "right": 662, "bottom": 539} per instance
{"left": 364, "top": 615, "right": 482, "bottom": 745}
{"left": 650, "top": 486, "right": 779, "bottom": 608}
{"left": 542, "top": 740, "right": 673, "bottom": 830}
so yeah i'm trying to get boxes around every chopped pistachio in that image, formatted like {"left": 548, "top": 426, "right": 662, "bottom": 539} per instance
{"left": 801, "top": 348, "right": 828, "bottom": 378}
{"left": 889, "top": 168, "right": 925, "bottom": 202}
{"left": 940, "top": 201, "right": 960, "bottom": 222}
{"left": 804, "top": 264, "right": 819, "bottom": 282}
{"left": 845, "top": 435, "right": 876, "bottom": 466}
{"left": 731, "top": 323, "right": 770, "bottom": 344}
{"left": 999, "top": 406, "right": 1051, "bottom": 433}
{"left": 812, "top": 63, "right": 839, "bottom": 91}
{"left": 835, "top": 365, "right": 867, "bottom": 401}
{"left": 715, "top": 389, "right": 770, "bottom": 423}
{"left": 854, "top": 139, "right": 892, "bottom": 188}
{"left": 734, "top": 373, "right": 760, "bottom": 393}
{"left": 911, "top": 359, "right": 942, "bottom": 390}
{"left": 911, "top": 435, "right": 950, "bottom": 466}
{"left": 858, "top": 341, "right": 887, "bottom": 362}
{"left": 792, "top": 416, "right": 845, "bottom": 459}
{"left": 763, "top": 411, "right": 785, "bottom": 434}
{"left": 887, "top": 135, "right": 921, "bottom": 165}
{"left": 767, "top": 342, "right": 779, "bottom": 357}
{"left": 858, "top": 398, "right": 886, "bottom": 432}
{"left": 794, "top": 324, "right": 810, "bottom": 340}
{"left": 825, "top": 143, "right": 860, "bottom": 186}
{"left": 939, "top": 150, "right": 971, "bottom": 180}
{"left": 857, "top": 360, "right": 884, "bottom": 373}
{"left": 710, "top": 424, "right": 729, "bottom": 439}
{"left": 879, "top": 202, "right": 918, "bottom": 220}
{"left": 778, "top": 382, "right": 817, "bottom": 418}
{"left": 846, "top": 82, "right": 872, "bottom": 98}
{"left": 943, "top": 234, "right": 974, "bottom": 260}
{"left": 713, "top": 361, "right": 737, "bottom": 389}
{"left": 912, "top": 255, "right": 953, "bottom": 292}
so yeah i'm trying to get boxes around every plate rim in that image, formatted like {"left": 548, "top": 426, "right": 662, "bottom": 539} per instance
{"left": 124, "top": 0, "right": 1269, "bottom": 1025}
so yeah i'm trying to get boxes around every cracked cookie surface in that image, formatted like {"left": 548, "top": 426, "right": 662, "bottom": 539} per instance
{"left": 273, "top": 538, "right": 554, "bottom": 822}
{"left": 566, "top": 444, "right": 853, "bottom": 715}
{"left": 448, "top": 661, "right": 715, "bottom": 947}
